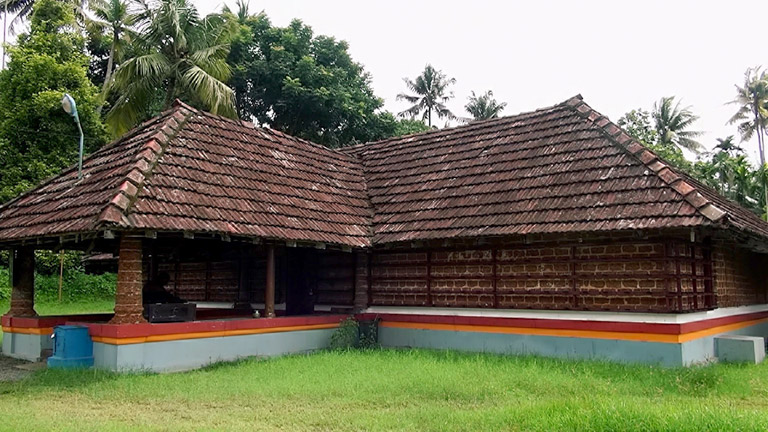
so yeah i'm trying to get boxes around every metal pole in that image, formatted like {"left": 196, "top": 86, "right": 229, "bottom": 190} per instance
{"left": 2, "top": 0, "right": 7, "bottom": 70}
{"left": 75, "top": 113, "right": 84, "bottom": 178}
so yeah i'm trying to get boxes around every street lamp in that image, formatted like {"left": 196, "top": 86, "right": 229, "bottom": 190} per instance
{"left": 61, "top": 93, "right": 84, "bottom": 179}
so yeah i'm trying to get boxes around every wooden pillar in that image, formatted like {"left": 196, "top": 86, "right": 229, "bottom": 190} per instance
{"left": 353, "top": 251, "right": 370, "bottom": 312}
{"left": 110, "top": 235, "right": 146, "bottom": 324}
{"left": 265, "top": 244, "right": 275, "bottom": 318}
{"left": 7, "top": 247, "right": 35, "bottom": 317}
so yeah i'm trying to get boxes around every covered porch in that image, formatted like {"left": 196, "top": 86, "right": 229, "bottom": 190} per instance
{"left": 2, "top": 233, "right": 369, "bottom": 371}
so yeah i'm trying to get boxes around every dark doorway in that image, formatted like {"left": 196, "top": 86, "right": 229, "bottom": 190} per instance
{"left": 285, "top": 248, "right": 318, "bottom": 315}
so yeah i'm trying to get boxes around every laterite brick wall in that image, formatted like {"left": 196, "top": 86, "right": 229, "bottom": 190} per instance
{"left": 713, "top": 240, "right": 768, "bottom": 307}
{"left": 368, "top": 233, "right": 725, "bottom": 313}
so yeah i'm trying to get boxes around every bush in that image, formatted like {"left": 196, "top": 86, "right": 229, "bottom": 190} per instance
{"left": 329, "top": 317, "right": 380, "bottom": 350}
{"left": 0, "top": 266, "right": 115, "bottom": 302}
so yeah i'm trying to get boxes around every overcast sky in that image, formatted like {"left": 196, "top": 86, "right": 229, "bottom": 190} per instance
{"left": 3, "top": 0, "right": 766, "bottom": 160}
{"left": 191, "top": 0, "right": 767, "bottom": 161}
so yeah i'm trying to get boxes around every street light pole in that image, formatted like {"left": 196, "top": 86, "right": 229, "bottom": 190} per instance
{"left": 61, "top": 93, "right": 85, "bottom": 179}
{"left": 2, "top": 0, "right": 7, "bottom": 70}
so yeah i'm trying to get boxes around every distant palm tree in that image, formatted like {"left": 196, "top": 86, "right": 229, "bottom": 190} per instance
{"left": 465, "top": 90, "right": 507, "bottom": 121}
{"left": 397, "top": 64, "right": 455, "bottom": 127}
{"left": 106, "top": 0, "right": 236, "bottom": 135}
{"left": 714, "top": 135, "right": 742, "bottom": 154}
{"left": 91, "top": 0, "right": 139, "bottom": 112}
{"left": 728, "top": 66, "right": 768, "bottom": 216}
{"left": 652, "top": 96, "right": 704, "bottom": 153}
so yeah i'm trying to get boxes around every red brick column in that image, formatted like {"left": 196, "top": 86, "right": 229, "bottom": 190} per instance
{"left": 7, "top": 247, "right": 36, "bottom": 317}
{"left": 110, "top": 236, "right": 146, "bottom": 324}
{"left": 353, "top": 251, "right": 370, "bottom": 311}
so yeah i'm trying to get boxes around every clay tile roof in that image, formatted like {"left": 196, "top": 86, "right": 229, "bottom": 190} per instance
{"left": 0, "top": 101, "right": 371, "bottom": 247}
{"left": 347, "top": 95, "right": 768, "bottom": 244}
{"left": 2, "top": 96, "right": 768, "bottom": 249}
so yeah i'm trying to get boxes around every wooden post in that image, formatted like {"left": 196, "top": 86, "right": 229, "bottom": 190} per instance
{"left": 110, "top": 235, "right": 146, "bottom": 324}
{"left": 8, "top": 247, "right": 35, "bottom": 317}
{"left": 265, "top": 244, "right": 275, "bottom": 318}
{"left": 58, "top": 251, "right": 64, "bottom": 302}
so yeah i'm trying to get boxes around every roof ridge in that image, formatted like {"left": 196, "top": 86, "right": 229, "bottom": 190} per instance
{"left": 562, "top": 97, "right": 728, "bottom": 223}
{"left": 96, "top": 105, "right": 196, "bottom": 227}
{"left": 347, "top": 95, "right": 581, "bottom": 155}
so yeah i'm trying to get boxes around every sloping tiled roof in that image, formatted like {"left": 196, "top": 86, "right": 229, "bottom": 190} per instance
{"left": 348, "top": 95, "right": 768, "bottom": 244}
{"left": 1, "top": 95, "right": 768, "bottom": 248}
{"left": 0, "top": 102, "right": 370, "bottom": 247}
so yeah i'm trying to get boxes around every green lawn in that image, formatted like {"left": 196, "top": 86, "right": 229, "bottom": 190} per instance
{"left": 0, "top": 349, "right": 766, "bottom": 431}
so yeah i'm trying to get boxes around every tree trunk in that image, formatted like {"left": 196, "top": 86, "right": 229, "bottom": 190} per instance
{"left": 164, "top": 76, "right": 177, "bottom": 110}
{"left": 96, "top": 40, "right": 117, "bottom": 116}
{"left": 755, "top": 105, "right": 767, "bottom": 219}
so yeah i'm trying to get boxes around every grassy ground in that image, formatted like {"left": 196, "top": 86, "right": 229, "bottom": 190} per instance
{"left": 0, "top": 299, "right": 115, "bottom": 346}
{"left": 0, "top": 349, "right": 765, "bottom": 431}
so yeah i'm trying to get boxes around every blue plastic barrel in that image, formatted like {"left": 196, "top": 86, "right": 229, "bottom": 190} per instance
{"left": 47, "top": 325, "right": 94, "bottom": 369}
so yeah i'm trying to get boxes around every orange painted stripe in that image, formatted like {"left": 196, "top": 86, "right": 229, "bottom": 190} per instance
{"left": 91, "top": 323, "right": 340, "bottom": 345}
{"left": 381, "top": 317, "right": 768, "bottom": 344}
{"left": 1, "top": 326, "right": 53, "bottom": 335}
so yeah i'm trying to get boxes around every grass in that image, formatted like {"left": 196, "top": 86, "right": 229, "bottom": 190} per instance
{"left": 0, "top": 349, "right": 766, "bottom": 431}
{"left": 0, "top": 299, "right": 115, "bottom": 346}
{"left": 1, "top": 302, "right": 767, "bottom": 430}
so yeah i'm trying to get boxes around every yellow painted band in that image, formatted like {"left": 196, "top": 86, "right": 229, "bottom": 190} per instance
{"left": 1, "top": 326, "right": 53, "bottom": 335}
{"left": 380, "top": 317, "right": 768, "bottom": 344}
{"left": 91, "top": 323, "right": 340, "bottom": 345}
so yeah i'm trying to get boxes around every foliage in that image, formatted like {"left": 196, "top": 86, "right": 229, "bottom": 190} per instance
{"left": 620, "top": 106, "right": 764, "bottom": 217}
{"left": 652, "top": 96, "right": 703, "bottom": 153}
{"left": 329, "top": 317, "right": 359, "bottom": 349}
{"left": 0, "top": 266, "right": 116, "bottom": 302}
{"left": 728, "top": 66, "right": 768, "bottom": 215}
{"left": 227, "top": 10, "right": 396, "bottom": 147}
{"left": 88, "top": 0, "right": 139, "bottom": 111}
{"left": 397, "top": 64, "right": 456, "bottom": 127}
{"left": 0, "top": 0, "right": 107, "bottom": 203}
{"left": 0, "top": 0, "right": 91, "bottom": 33}
{"left": 1, "top": 349, "right": 768, "bottom": 430}
{"left": 105, "top": 0, "right": 236, "bottom": 136}
{"left": 465, "top": 90, "right": 507, "bottom": 121}
{"left": 329, "top": 317, "right": 379, "bottom": 350}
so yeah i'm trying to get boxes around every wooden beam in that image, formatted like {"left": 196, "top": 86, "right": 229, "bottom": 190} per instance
{"left": 265, "top": 244, "right": 275, "bottom": 318}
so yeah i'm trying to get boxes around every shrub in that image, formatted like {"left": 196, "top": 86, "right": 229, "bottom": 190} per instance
{"left": 0, "top": 266, "right": 116, "bottom": 302}
{"left": 329, "top": 316, "right": 380, "bottom": 350}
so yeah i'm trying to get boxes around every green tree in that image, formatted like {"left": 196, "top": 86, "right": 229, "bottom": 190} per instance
{"left": 105, "top": 0, "right": 236, "bottom": 136}
{"left": 618, "top": 108, "right": 692, "bottom": 172}
{"left": 227, "top": 10, "right": 394, "bottom": 147}
{"left": 652, "top": 96, "right": 704, "bottom": 153}
{"left": 0, "top": 0, "right": 106, "bottom": 202}
{"left": 728, "top": 66, "right": 768, "bottom": 216}
{"left": 0, "top": 0, "right": 91, "bottom": 32}
{"left": 89, "top": 0, "right": 138, "bottom": 112}
{"left": 397, "top": 64, "right": 456, "bottom": 127}
{"left": 465, "top": 90, "right": 506, "bottom": 120}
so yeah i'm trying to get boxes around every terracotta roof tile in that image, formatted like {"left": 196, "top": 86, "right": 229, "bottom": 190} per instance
{"left": 2, "top": 96, "right": 768, "bottom": 248}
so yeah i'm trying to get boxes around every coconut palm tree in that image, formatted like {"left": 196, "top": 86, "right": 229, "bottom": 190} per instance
{"left": 397, "top": 64, "right": 455, "bottom": 127}
{"left": 91, "top": 0, "right": 138, "bottom": 113}
{"left": 465, "top": 90, "right": 507, "bottom": 121}
{"left": 652, "top": 96, "right": 704, "bottom": 153}
{"left": 105, "top": 0, "right": 236, "bottom": 135}
{"left": 728, "top": 67, "right": 768, "bottom": 216}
